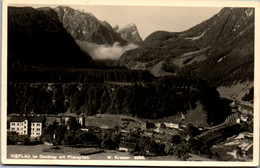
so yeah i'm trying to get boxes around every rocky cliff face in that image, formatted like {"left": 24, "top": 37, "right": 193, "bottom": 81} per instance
{"left": 118, "top": 23, "right": 143, "bottom": 45}
{"left": 119, "top": 7, "right": 254, "bottom": 86}
{"left": 8, "top": 7, "right": 94, "bottom": 68}
{"left": 54, "top": 6, "right": 126, "bottom": 46}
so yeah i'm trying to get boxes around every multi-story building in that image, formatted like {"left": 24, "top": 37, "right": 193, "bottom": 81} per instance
{"left": 9, "top": 116, "right": 45, "bottom": 138}
{"left": 10, "top": 114, "right": 85, "bottom": 138}
{"left": 10, "top": 117, "right": 28, "bottom": 135}
{"left": 30, "top": 117, "right": 45, "bottom": 138}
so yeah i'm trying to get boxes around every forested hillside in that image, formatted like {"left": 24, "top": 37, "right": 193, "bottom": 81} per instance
{"left": 8, "top": 77, "right": 230, "bottom": 126}
{"left": 119, "top": 8, "right": 254, "bottom": 87}
{"left": 8, "top": 7, "right": 94, "bottom": 68}
{"left": 178, "top": 8, "right": 254, "bottom": 86}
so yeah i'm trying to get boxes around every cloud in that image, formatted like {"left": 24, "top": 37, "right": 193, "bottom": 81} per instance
{"left": 76, "top": 41, "right": 138, "bottom": 60}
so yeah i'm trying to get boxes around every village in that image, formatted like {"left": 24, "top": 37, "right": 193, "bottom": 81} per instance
{"left": 7, "top": 100, "right": 253, "bottom": 161}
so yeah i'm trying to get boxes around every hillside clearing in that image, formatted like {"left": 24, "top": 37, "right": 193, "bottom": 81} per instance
{"left": 217, "top": 82, "right": 253, "bottom": 105}
{"left": 149, "top": 102, "right": 209, "bottom": 127}
{"left": 172, "top": 47, "right": 210, "bottom": 67}
{"left": 149, "top": 61, "right": 174, "bottom": 77}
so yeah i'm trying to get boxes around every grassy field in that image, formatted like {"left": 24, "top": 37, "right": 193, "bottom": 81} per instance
{"left": 217, "top": 82, "right": 253, "bottom": 105}
{"left": 148, "top": 102, "right": 208, "bottom": 127}
{"left": 85, "top": 114, "right": 139, "bottom": 129}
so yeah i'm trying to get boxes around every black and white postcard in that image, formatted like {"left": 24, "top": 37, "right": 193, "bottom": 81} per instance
{"left": 1, "top": 0, "right": 260, "bottom": 166}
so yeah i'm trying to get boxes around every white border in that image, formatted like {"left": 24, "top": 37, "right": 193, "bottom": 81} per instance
{"left": 1, "top": 0, "right": 260, "bottom": 166}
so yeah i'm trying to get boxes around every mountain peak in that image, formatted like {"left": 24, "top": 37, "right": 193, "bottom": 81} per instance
{"left": 99, "top": 20, "right": 113, "bottom": 30}
{"left": 55, "top": 6, "right": 73, "bottom": 12}
{"left": 118, "top": 23, "right": 143, "bottom": 45}
{"left": 54, "top": 6, "right": 126, "bottom": 45}
{"left": 119, "top": 23, "right": 137, "bottom": 33}
{"left": 113, "top": 25, "right": 119, "bottom": 31}
{"left": 127, "top": 22, "right": 136, "bottom": 27}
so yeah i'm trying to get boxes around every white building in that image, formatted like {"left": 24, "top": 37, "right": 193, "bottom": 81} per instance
{"left": 164, "top": 122, "right": 180, "bottom": 129}
{"left": 30, "top": 121, "right": 43, "bottom": 138}
{"left": 10, "top": 118, "right": 28, "bottom": 136}
{"left": 10, "top": 116, "right": 45, "bottom": 138}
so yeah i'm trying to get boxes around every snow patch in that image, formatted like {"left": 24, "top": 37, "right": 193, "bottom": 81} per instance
{"left": 217, "top": 56, "right": 226, "bottom": 63}
{"left": 185, "top": 30, "right": 208, "bottom": 41}
{"left": 224, "top": 140, "right": 240, "bottom": 146}
{"left": 233, "top": 24, "right": 240, "bottom": 32}
{"left": 132, "top": 31, "right": 138, "bottom": 35}
{"left": 245, "top": 9, "right": 253, "bottom": 17}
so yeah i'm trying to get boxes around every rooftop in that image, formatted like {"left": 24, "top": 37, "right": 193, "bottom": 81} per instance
{"left": 10, "top": 116, "right": 45, "bottom": 122}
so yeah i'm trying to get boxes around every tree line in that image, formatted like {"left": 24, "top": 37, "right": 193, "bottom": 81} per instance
{"left": 8, "top": 67, "right": 155, "bottom": 83}
{"left": 8, "top": 76, "right": 231, "bottom": 125}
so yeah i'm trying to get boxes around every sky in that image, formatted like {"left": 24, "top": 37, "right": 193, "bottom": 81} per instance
{"left": 13, "top": 4, "right": 222, "bottom": 39}
{"left": 9, "top": 4, "right": 222, "bottom": 60}
{"left": 73, "top": 5, "right": 222, "bottom": 39}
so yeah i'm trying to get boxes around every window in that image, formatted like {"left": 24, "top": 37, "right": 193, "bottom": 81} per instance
{"left": 36, "top": 133, "right": 40, "bottom": 135}
{"left": 32, "top": 123, "right": 35, "bottom": 126}
{"left": 17, "top": 123, "right": 19, "bottom": 126}
{"left": 36, "top": 128, "right": 40, "bottom": 131}
{"left": 11, "top": 128, "right": 15, "bottom": 130}
{"left": 37, "top": 123, "right": 41, "bottom": 126}
{"left": 17, "top": 128, "right": 19, "bottom": 130}
{"left": 32, "top": 128, "right": 34, "bottom": 131}
{"left": 24, "top": 126, "right": 26, "bottom": 128}
{"left": 11, "top": 123, "right": 15, "bottom": 126}
{"left": 24, "top": 131, "right": 26, "bottom": 134}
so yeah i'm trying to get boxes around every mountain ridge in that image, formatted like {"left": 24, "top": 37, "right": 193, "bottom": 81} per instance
{"left": 119, "top": 7, "right": 254, "bottom": 87}
{"left": 118, "top": 23, "right": 143, "bottom": 45}
{"left": 8, "top": 6, "right": 94, "bottom": 68}
{"left": 54, "top": 6, "right": 127, "bottom": 46}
